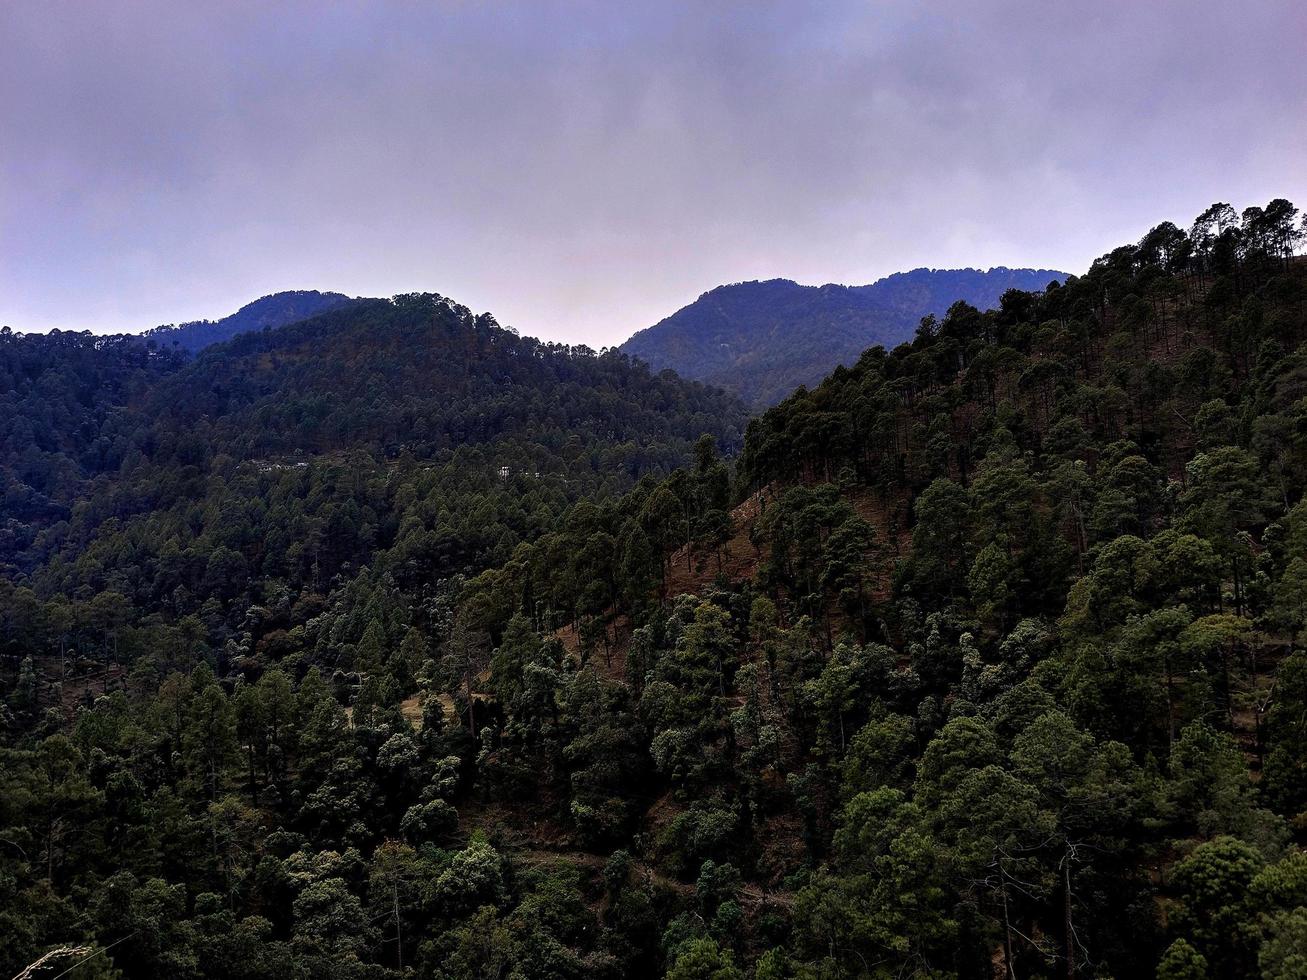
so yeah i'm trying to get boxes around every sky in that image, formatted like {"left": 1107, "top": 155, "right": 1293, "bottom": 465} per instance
{"left": 2, "top": 1, "right": 1305, "bottom": 347}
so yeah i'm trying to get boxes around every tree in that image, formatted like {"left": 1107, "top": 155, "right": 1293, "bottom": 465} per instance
{"left": 1157, "top": 939, "right": 1210, "bottom": 980}
{"left": 10, "top": 655, "right": 38, "bottom": 717}
{"left": 393, "top": 627, "right": 429, "bottom": 688}
{"left": 562, "top": 672, "right": 646, "bottom": 845}
{"left": 641, "top": 486, "right": 689, "bottom": 589}
{"left": 666, "top": 936, "right": 744, "bottom": 980}
{"left": 368, "top": 840, "right": 422, "bottom": 971}
{"left": 1170, "top": 836, "right": 1266, "bottom": 977}
{"left": 1010, "top": 711, "right": 1147, "bottom": 978}
{"left": 796, "top": 788, "right": 957, "bottom": 977}
{"left": 354, "top": 619, "right": 388, "bottom": 674}
{"left": 1179, "top": 447, "right": 1275, "bottom": 613}
{"left": 255, "top": 669, "right": 296, "bottom": 796}
{"left": 969, "top": 541, "right": 1018, "bottom": 631}
{"left": 442, "top": 618, "right": 491, "bottom": 734}
{"left": 91, "top": 873, "right": 199, "bottom": 977}
{"left": 840, "top": 709, "right": 915, "bottom": 798}
{"left": 618, "top": 522, "right": 659, "bottom": 607}
{"left": 1260, "top": 908, "right": 1307, "bottom": 980}
{"left": 183, "top": 670, "right": 237, "bottom": 806}
{"left": 1272, "top": 558, "right": 1307, "bottom": 646}
{"left": 1178, "top": 615, "right": 1252, "bottom": 727}
{"left": 938, "top": 764, "right": 1057, "bottom": 975}
{"left": 821, "top": 516, "right": 879, "bottom": 622}
{"left": 292, "top": 873, "right": 374, "bottom": 961}
{"left": 1167, "top": 721, "right": 1277, "bottom": 842}
{"left": 1264, "top": 651, "right": 1307, "bottom": 815}
{"left": 19, "top": 735, "right": 104, "bottom": 885}
{"left": 233, "top": 682, "right": 268, "bottom": 802}
{"left": 431, "top": 905, "right": 514, "bottom": 979}
{"left": 914, "top": 716, "right": 1001, "bottom": 808}
{"left": 911, "top": 478, "right": 971, "bottom": 596}
{"left": 431, "top": 835, "right": 507, "bottom": 915}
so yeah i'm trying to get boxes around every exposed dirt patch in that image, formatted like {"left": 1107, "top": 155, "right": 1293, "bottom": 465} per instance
{"left": 752, "top": 811, "right": 808, "bottom": 887}
{"left": 22, "top": 655, "right": 131, "bottom": 720}
{"left": 555, "top": 614, "right": 633, "bottom": 683}
{"left": 456, "top": 797, "right": 574, "bottom": 851}
{"left": 400, "top": 695, "right": 424, "bottom": 730}
{"left": 665, "top": 492, "right": 769, "bottom": 598}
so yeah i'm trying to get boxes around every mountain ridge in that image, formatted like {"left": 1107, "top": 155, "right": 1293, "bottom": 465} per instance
{"left": 138, "top": 288, "right": 357, "bottom": 353}
{"left": 1, "top": 290, "right": 746, "bottom": 576}
{"left": 620, "top": 266, "right": 1068, "bottom": 405}
{"left": 4, "top": 198, "right": 1307, "bottom": 980}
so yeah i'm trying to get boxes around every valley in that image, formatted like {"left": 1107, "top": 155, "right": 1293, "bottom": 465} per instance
{"left": 3, "top": 201, "right": 1307, "bottom": 979}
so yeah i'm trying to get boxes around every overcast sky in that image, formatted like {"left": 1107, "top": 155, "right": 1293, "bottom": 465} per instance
{"left": 3, "top": 1, "right": 1305, "bottom": 346}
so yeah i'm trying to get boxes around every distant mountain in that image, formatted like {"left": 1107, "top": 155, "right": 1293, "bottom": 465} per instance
{"left": 146, "top": 293, "right": 745, "bottom": 463}
{"left": 139, "top": 289, "right": 356, "bottom": 353}
{"left": 620, "top": 267, "right": 1068, "bottom": 405}
{"left": 2, "top": 292, "right": 746, "bottom": 569}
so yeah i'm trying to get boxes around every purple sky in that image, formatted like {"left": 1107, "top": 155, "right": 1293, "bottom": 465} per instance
{"left": 3, "top": 1, "right": 1305, "bottom": 346}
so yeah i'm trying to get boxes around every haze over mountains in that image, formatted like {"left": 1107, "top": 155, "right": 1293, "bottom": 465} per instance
{"left": 139, "top": 290, "right": 356, "bottom": 353}
{"left": 2, "top": 292, "right": 745, "bottom": 550}
{"left": 4, "top": 198, "right": 1307, "bottom": 980}
{"left": 619, "top": 267, "right": 1069, "bottom": 406}
{"left": 95, "top": 266, "right": 1068, "bottom": 413}
{"left": 5, "top": 0, "right": 1306, "bottom": 973}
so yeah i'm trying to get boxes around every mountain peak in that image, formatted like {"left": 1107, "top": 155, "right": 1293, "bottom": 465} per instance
{"left": 140, "top": 289, "right": 356, "bottom": 353}
{"left": 620, "top": 266, "right": 1069, "bottom": 406}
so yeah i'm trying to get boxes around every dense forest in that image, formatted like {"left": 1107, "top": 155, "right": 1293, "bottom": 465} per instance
{"left": 3, "top": 199, "right": 1307, "bottom": 979}
{"left": 2, "top": 292, "right": 745, "bottom": 586}
{"left": 139, "top": 291, "right": 357, "bottom": 354}
{"left": 620, "top": 267, "right": 1068, "bottom": 407}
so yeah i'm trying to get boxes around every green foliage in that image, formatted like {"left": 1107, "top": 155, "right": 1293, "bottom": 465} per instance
{"left": 1259, "top": 908, "right": 1307, "bottom": 980}
{"left": 1265, "top": 651, "right": 1307, "bottom": 817}
{"left": 621, "top": 268, "right": 1068, "bottom": 407}
{"left": 1158, "top": 939, "right": 1210, "bottom": 980}
{"left": 3, "top": 203, "right": 1307, "bottom": 978}
{"left": 1170, "top": 837, "right": 1266, "bottom": 976}
{"left": 665, "top": 936, "right": 745, "bottom": 980}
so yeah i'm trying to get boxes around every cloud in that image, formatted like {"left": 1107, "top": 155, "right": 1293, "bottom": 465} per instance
{"left": 2, "top": 0, "right": 1304, "bottom": 344}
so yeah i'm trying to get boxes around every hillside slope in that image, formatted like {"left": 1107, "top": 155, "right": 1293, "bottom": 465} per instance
{"left": 139, "top": 288, "right": 356, "bottom": 352}
{"left": 3, "top": 200, "right": 1306, "bottom": 980}
{"left": 146, "top": 293, "right": 745, "bottom": 462}
{"left": 620, "top": 266, "right": 1067, "bottom": 405}
{"left": 460, "top": 200, "right": 1307, "bottom": 978}
{"left": 1, "top": 292, "right": 746, "bottom": 609}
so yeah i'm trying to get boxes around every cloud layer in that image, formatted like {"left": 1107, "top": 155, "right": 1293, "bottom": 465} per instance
{"left": 3, "top": 1, "right": 1305, "bottom": 344}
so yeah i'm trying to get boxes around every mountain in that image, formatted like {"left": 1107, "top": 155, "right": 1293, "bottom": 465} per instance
{"left": 620, "top": 266, "right": 1068, "bottom": 405}
{"left": 143, "top": 294, "right": 745, "bottom": 462}
{"left": 139, "top": 288, "right": 356, "bottom": 353}
{"left": 459, "top": 200, "right": 1307, "bottom": 978}
{"left": 1, "top": 292, "right": 746, "bottom": 589}
{"left": 5, "top": 198, "right": 1307, "bottom": 980}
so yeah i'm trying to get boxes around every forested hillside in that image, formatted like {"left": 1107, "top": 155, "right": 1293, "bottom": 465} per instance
{"left": 139, "top": 290, "right": 357, "bottom": 353}
{"left": 620, "top": 267, "right": 1067, "bottom": 406}
{"left": 2, "top": 292, "right": 745, "bottom": 581}
{"left": 3, "top": 200, "right": 1307, "bottom": 980}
